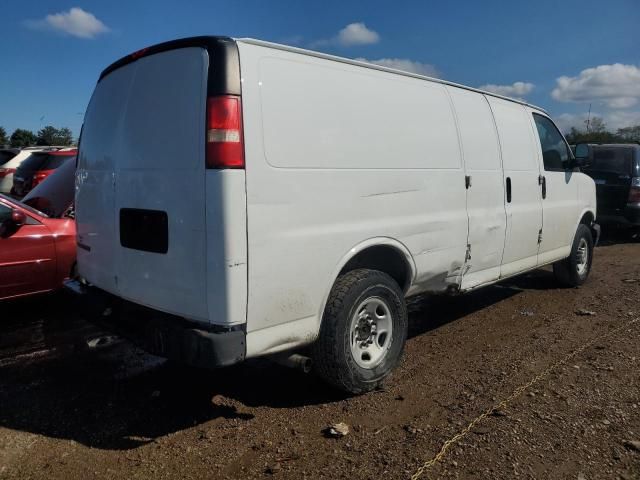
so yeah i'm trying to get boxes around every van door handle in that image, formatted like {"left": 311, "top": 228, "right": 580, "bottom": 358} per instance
{"left": 506, "top": 177, "right": 512, "bottom": 203}
{"left": 540, "top": 175, "right": 547, "bottom": 199}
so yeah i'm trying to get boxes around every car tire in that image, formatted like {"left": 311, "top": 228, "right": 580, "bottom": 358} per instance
{"left": 553, "top": 224, "right": 594, "bottom": 287}
{"left": 312, "top": 269, "right": 408, "bottom": 394}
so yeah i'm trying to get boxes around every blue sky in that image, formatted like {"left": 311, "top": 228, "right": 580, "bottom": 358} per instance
{"left": 1, "top": 0, "right": 639, "bottom": 138}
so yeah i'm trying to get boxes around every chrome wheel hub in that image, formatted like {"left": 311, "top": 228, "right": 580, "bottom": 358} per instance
{"left": 350, "top": 297, "right": 393, "bottom": 369}
{"left": 576, "top": 238, "right": 589, "bottom": 276}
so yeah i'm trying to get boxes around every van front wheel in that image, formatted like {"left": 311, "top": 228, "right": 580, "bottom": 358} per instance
{"left": 553, "top": 224, "right": 594, "bottom": 287}
{"left": 312, "top": 269, "right": 408, "bottom": 394}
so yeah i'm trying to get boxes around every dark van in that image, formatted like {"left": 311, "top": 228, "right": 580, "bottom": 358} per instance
{"left": 582, "top": 144, "right": 640, "bottom": 228}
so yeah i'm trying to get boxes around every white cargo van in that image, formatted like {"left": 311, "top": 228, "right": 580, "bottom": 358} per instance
{"left": 67, "top": 36, "right": 598, "bottom": 394}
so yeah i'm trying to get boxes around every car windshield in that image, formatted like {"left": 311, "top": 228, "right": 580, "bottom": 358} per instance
{"left": 21, "top": 158, "right": 76, "bottom": 218}
{"left": 0, "top": 150, "right": 18, "bottom": 166}
{"left": 586, "top": 148, "right": 633, "bottom": 175}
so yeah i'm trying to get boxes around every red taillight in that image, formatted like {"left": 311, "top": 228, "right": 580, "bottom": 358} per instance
{"left": 0, "top": 168, "right": 15, "bottom": 179}
{"left": 32, "top": 170, "right": 53, "bottom": 188}
{"left": 206, "top": 95, "right": 244, "bottom": 169}
{"left": 629, "top": 178, "right": 640, "bottom": 204}
{"left": 130, "top": 47, "right": 149, "bottom": 60}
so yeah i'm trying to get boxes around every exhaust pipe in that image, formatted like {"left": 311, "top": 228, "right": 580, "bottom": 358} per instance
{"left": 272, "top": 353, "right": 312, "bottom": 373}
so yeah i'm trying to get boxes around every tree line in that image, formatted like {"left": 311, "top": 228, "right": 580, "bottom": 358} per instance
{"left": 2, "top": 118, "right": 639, "bottom": 151}
{"left": 0, "top": 126, "right": 74, "bottom": 148}
{"left": 563, "top": 117, "right": 640, "bottom": 145}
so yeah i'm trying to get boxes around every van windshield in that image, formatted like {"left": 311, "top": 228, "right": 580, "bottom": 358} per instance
{"left": 586, "top": 148, "right": 633, "bottom": 175}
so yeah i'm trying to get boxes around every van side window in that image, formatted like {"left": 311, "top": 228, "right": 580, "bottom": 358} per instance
{"left": 532, "top": 114, "right": 570, "bottom": 171}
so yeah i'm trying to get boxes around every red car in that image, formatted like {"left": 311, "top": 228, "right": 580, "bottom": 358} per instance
{"left": 0, "top": 159, "right": 76, "bottom": 300}
{"left": 11, "top": 148, "right": 77, "bottom": 197}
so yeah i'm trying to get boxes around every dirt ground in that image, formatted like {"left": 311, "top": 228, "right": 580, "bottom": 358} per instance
{"left": 1, "top": 235, "right": 639, "bottom": 480}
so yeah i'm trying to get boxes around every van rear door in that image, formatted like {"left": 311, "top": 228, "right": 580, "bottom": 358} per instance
{"left": 77, "top": 47, "right": 210, "bottom": 321}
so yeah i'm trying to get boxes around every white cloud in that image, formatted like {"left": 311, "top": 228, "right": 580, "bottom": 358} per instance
{"left": 311, "top": 22, "right": 379, "bottom": 48}
{"left": 554, "top": 110, "right": 640, "bottom": 133}
{"left": 479, "top": 81, "right": 534, "bottom": 99}
{"left": 336, "top": 22, "right": 379, "bottom": 46}
{"left": 552, "top": 64, "right": 640, "bottom": 109}
{"left": 354, "top": 57, "right": 440, "bottom": 77}
{"left": 25, "top": 7, "right": 109, "bottom": 39}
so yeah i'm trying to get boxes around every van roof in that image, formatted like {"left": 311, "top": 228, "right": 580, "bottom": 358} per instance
{"left": 99, "top": 35, "right": 547, "bottom": 114}
{"left": 237, "top": 37, "right": 548, "bottom": 114}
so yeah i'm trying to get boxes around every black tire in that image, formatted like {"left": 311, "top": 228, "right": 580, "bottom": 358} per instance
{"left": 312, "top": 269, "right": 408, "bottom": 394}
{"left": 553, "top": 224, "right": 594, "bottom": 287}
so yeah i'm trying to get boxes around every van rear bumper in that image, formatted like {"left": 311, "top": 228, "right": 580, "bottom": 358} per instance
{"left": 63, "top": 279, "right": 246, "bottom": 368}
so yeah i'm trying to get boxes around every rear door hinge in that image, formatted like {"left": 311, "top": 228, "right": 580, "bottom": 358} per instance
{"left": 465, "top": 175, "right": 472, "bottom": 189}
{"left": 537, "top": 229, "right": 543, "bottom": 244}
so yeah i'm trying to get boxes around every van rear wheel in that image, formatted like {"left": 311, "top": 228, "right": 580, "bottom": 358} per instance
{"left": 553, "top": 224, "right": 593, "bottom": 287}
{"left": 312, "top": 269, "right": 408, "bottom": 394}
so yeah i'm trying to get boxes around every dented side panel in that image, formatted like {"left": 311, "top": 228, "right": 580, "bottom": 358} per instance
{"left": 238, "top": 41, "right": 469, "bottom": 356}
{"left": 447, "top": 87, "right": 507, "bottom": 290}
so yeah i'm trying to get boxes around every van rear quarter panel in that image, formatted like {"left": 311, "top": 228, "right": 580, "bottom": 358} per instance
{"left": 238, "top": 42, "right": 468, "bottom": 356}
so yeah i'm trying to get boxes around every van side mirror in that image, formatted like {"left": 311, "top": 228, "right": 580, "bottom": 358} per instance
{"left": 573, "top": 143, "right": 592, "bottom": 168}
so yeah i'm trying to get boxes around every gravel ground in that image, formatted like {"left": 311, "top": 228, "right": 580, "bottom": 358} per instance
{"left": 0, "top": 236, "right": 639, "bottom": 480}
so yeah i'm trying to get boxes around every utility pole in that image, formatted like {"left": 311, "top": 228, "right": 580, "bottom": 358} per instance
{"left": 586, "top": 103, "right": 592, "bottom": 132}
